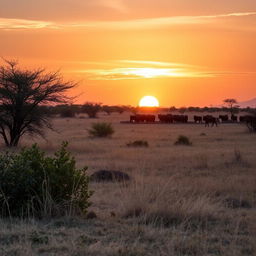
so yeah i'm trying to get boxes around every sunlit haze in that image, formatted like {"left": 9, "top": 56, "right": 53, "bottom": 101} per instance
{"left": 139, "top": 96, "right": 159, "bottom": 107}
{"left": 0, "top": 0, "right": 255, "bottom": 107}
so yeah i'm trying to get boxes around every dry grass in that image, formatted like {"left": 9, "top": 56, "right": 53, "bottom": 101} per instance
{"left": 0, "top": 112, "right": 256, "bottom": 255}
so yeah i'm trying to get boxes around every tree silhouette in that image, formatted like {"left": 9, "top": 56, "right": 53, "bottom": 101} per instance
{"left": 0, "top": 60, "right": 76, "bottom": 147}
{"left": 223, "top": 98, "right": 239, "bottom": 115}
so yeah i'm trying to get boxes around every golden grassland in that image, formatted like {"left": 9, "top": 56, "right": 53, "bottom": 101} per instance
{"left": 0, "top": 112, "right": 256, "bottom": 256}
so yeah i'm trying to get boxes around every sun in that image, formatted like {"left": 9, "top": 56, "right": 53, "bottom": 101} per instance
{"left": 139, "top": 96, "right": 159, "bottom": 107}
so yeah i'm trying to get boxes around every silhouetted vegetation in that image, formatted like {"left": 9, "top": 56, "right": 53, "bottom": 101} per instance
{"left": 0, "top": 142, "right": 92, "bottom": 218}
{"left": 0, "top": 60, "right": 75, "bottom": 147}
{"left": 59, "top": 105, "right": 77, "bottom": 118}
{"left": 81, "top": 102, "right": 102, "bottom": 118}
{"left": 223, "top": 98, "right": 240, "bottom": 115}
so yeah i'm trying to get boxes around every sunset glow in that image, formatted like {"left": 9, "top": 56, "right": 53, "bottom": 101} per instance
{"left": 139, "top": 96, "right": 159, "bottom": 107}
{"left": 0, "top": 0, "right": 255, "bottom": 106}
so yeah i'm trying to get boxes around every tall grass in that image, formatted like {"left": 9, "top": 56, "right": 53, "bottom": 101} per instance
{"left": 119, "top": 175, "right": 224, "bottom": 227}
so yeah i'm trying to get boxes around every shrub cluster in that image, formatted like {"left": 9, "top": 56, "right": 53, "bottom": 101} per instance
{"left": 174, "top": 135, "right": 192, "bottom": 146}
{"left": 0, "top": 142, "right": 92, "bottom": 218}
{"left": 88, "top": 122, "right": 114, "bottom": 137}
{"left": 60, "top": 108, "right": 76, "bottom": 118}
{"left": 126, "top": 140, "right": 149, "bottom": 147}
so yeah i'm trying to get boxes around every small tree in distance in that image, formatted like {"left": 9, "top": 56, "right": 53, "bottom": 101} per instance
{"left": 81, "top": 102, "right": 102, "bottom": 118}
{"left": 223, "top": 98, "right": 240, "bottom": 116}
{"left": 0, "top": 60, "right": 76, "bottom": 147}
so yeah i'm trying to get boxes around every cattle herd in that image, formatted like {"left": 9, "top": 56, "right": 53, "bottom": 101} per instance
{"left": 129, "top": 114, "right": 256, "bottom": 127}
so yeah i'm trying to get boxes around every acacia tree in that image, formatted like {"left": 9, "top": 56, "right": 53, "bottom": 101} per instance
{"left": 223, "top": 98, "right": 240, "bottom": 115}
{"left": 0, "top": 60, "right": 76, "bottom": 147}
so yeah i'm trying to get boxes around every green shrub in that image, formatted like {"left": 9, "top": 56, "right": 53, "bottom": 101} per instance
{"left": 88, "top": 122, "right": 114, "bottom": 137}
{"left": 126, "top": 140, "right": 149, "bottom": 147}
{"left": 174, "top": 135, "right": 192, "bottom": 146}
{"left": 0, "top": 142, "right": 92, "bottom": 218}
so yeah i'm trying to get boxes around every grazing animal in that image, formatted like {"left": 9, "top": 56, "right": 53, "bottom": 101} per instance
{"left": 158, "top": 114, "right": 188, "bottom": 123}
{"left": 130, "top": 114, "right": 155, "bottom": 123}
{"left": 158, "top": 114, "right": 173, "bottom": 123}
{"left": 240, "top": 115, "right": 256, "bottom": 131}
{"left": 145, "top": 115, "right": 155, "bottom": 122}
{"left": 203, "top": 115, "right": 219, "bottom": 127}
{"left": 219, "top": 115, "right": 229, "bottom": 122}
{"left": 194, "top": 115, "right": 202, "bottom": 123}
{"left": 130, "top": 115, "right": 136, "bottom": 123}
{"left": 172, "top": 115, "right": 188, "bottom": 123}
{"left": 231, "top": 115, "right": 238, "bottom": 122}
{"left": 239, "top": 115, "right": 252, "bottom": 123}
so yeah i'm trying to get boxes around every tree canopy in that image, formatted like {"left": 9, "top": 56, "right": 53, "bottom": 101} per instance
{"left": 0, "top": 60, "right": 76, "bottom": 146}
{"left": 223, "top": 98, "right": 240, "bottom": 115}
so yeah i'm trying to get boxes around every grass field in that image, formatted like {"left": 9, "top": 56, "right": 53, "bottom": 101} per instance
{"left": 0, "top": 112, "right": 256, "bottom": 256}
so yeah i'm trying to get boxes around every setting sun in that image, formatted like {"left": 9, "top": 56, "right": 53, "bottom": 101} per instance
{"left": 139, "top": 96, "right": 159, "bottom": 107}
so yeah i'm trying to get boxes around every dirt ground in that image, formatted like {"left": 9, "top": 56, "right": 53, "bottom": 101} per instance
{"left": 1, "top": 112, "right": 255, "bottom": 256}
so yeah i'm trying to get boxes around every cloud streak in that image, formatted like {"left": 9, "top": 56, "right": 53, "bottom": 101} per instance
{"left": 96, "top": 0, "right": 127, "bottom": 12}
{"left": 72, "top": 60, "right": 256, "bottom": 80}
{"left": 0, "top": 18, "right": 57, "bottom": 30}
{"left": 0, "top": 12, "right": 255, "bottom": 30}
{"left": 64, "top": 12, "right": 256, "bottom": 30}
{"left": 75, "top": 62, "right": 213, "bottom": 80}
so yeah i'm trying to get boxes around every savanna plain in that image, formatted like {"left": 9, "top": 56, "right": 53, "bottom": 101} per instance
{"left": 1, "top": 112, "right": 256, "bottom": 256}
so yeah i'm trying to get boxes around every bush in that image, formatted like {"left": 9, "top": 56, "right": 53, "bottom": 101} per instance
{"left": 88, "top": 123, "right": 114, "bottom": 137}
{"left": 60, "top": 108, "right": 76, "bottom": 118}
{"left": 0, "top": 142, "right": 92, "bottom": 218}
{"left": 81, "top": 102, "right": 102, "bottom": 118}
{"left": 174, "top": 135, "right": 192, "bottom": 146}
{"left": 126, "top": 140, "right": 149, "bottom": 147}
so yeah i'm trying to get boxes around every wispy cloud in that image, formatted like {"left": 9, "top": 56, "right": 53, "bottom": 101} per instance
{"left": 0, "top": 12, "right": 255, "bottom": 30}
{"left": 0, "top": 18, "right": 57, "bottom": 30}
{"left": 64, "top": 12, "right": 256, "bottom": 30}
{"left": 74, "top": 61, "right": 212, "bottom": 80}
{"left": 77, "top": 67, "right": 201, "bottom": 80}
{"left": 96, "top": 0, "right": 127, "bottom": 12}
{"left": 72, "top": 59, "right": 256, "bottom": 80}
{"left": 118, "top": 60, "right": 198, "bottom": 68}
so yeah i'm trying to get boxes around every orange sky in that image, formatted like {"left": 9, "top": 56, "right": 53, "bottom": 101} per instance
{"left": 0, "top": 0, "right": 255, "bottom": 107}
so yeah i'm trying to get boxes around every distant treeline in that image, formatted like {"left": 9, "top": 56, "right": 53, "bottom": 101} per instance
{"left": 38, "top": 103, "right": 256, "bottom": 118}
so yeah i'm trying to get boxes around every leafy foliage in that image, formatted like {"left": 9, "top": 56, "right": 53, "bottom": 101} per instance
{"left": 0, "top": 142, "right": 92, "bottom": 218}
{"left": 88, "top": 122, "right": 114, "bottom": 137}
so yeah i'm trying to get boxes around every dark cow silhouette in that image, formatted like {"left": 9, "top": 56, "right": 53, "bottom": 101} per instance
{"left": 158, "top": 114, "right": 188, "bottom": 123}
{"left": 194, "top": 115, "right": 202, "bottom": 123}
{"left": 146, "top": 115, "right": 156, "bottom": 122}
{"left": 239, "top": 115, "right": 256, "bottom": 131}
{"left": 219, "top": 115, "right": 229, "bottom": 122}
{"left": 203, "top": 115, "right": 219, "bottom": 127}
{"left": 231, "top": 115, "right": 238, "bottom": 122}
{"left": 172, "top": 115, "right": 188, "bottom": 123}
{"left": 130, "top": 114, "right": 155, "bottom": 123}
{"left": 239, "top": 115, "right": 253, "bottom": 123}
{"left": 158, "top": 114, "right": 173, "bottom": 123}
{"left": 130, "top": 115, "right": 136, "bottom": 123}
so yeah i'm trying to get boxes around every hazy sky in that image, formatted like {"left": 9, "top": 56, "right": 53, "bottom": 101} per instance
{"left": 0, "top": 0, "right": 256, "bottom": 106}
